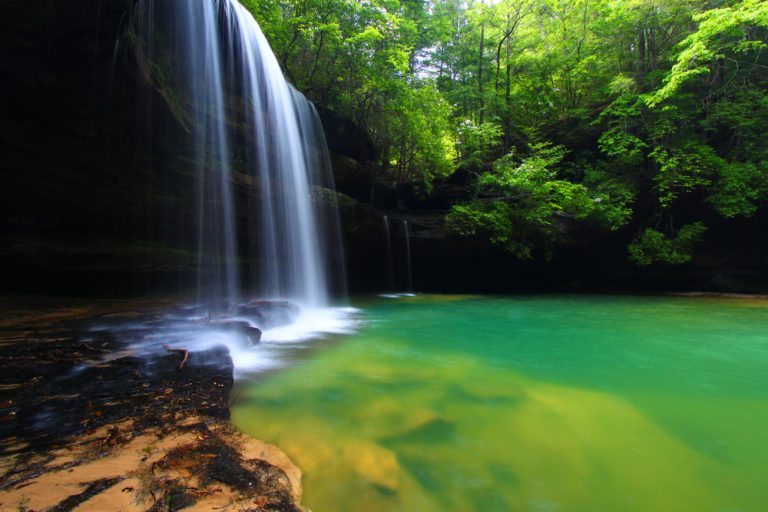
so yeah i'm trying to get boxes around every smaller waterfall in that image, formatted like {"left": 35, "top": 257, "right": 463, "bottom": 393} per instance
{"left": 379, "top": 216, "right": 415, "bottom": 297}
{"left": 403, "top": 221, "right": 413, "bottom": 293}
{"left": 383, "top": 215, "right": 395, "bottom": 292}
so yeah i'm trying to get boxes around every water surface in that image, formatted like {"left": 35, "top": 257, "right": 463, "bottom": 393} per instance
{"left": 232, "top": 295, "right": 768, "bottom": 511}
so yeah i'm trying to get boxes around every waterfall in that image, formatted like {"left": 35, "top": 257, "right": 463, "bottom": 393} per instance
{"left": 130, "top": 0, "right": 344, "bottom": 311}
{"left": 383, "top": 215, "right": 394, "bottom": 292}
{"left": 380, "top": 216, "right": 415, "bottom": 297}
{"left": 404, "top": 221, "right": 413, "bottom": 293}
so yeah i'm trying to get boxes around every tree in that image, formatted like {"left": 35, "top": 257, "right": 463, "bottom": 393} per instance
{"left": 447, "top": 141, "right": 633, "bottom": 258}
{"left": 250, "top": 0, "right": 768, "bottom": 264}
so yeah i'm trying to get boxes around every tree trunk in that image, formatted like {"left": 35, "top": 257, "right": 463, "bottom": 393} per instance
{"left": 504, "top": 25, "right": 512, "bottom": 153}
{"left": 479, "top": 20, "right": 485, "bottom": 124}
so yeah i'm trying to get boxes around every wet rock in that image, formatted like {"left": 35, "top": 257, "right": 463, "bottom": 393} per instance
{"left": 155, "top": 433, "right": 299, "bottom": 510}
{"left": 317, "top": 108, "right": 376, "bottom": 164}
{"left": 0, "top": 302, "right": 305, "bottom": 512}
{"left": 237, "top": 300, "right": 301, "bottom": 330}
{"left": 211, "top": 320, "right": 262, "bottom": 345}
{"left": 0, "top": 343, "right": 234, "bottom": 457}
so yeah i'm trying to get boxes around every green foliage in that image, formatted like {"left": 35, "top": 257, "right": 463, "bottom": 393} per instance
{"left": 598, "top": 128, "right": 647, "bottom": 160}
{"left": 457, "top": 121, "right": 503, "bottom": 170}
{"left": 386, "top": 83, "right": 457, "bottom": 190}
{"left": 647, "top": 0, "right": 768, "bottom": 107}
{"left": 246, "top": 0, "right": 457, "bottom": 188}
{"left": 702, "top": 87, "right": 768, "bottom": 162}
{"left": 628, "top": 222, "right": 708, "bottom": 265}
{"left": 708, "top": 161, "right": 768, "bottom": 218}
{"left": 649, "top": 141, "right": 719, "bottom": 208}
{"left": 447, "top": 201, "right": 522, "bottom": 251}
{"left": 251, "top": 0, "right": 768, "bottom": 264}
{"left": 597, "top": 81, "right": 647, "bottom": 162}
{"left": 448, "top": 141, "right": 633, "bottom": 257}
{"left": 582, "top": 165, "right": 636, "bottom": 228}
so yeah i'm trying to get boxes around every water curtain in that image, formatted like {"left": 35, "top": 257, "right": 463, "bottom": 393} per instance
{"left": 130, "top": 0, "right": 344, "bottom": 310}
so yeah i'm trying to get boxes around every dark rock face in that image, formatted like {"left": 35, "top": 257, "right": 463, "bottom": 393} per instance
{"left": 0, "top": 0, "right": 369, "bottom": 300}
{"left": 379, "top": 207, "right": 768, "bottom": 295}
{"left": 317, "top": 107, "right": 376, "bottom": 164}
{"left": 1, "top": 0, "right": 201, "bottom": 296}
{"left": 0, "top": 1, "right": 290, "bottom": 298}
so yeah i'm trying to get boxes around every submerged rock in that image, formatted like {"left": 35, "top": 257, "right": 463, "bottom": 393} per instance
{"left": 343, "top": 441, "right": 401, "bottom": 494}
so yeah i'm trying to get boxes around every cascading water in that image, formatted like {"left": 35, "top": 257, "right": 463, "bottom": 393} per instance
{"left": 119, "top": 0, "right": 356, "bottom": 369}
{"left": 235, "top": 17, "right": 329, "bottom": 308}
{"left": 404, "top": 221, "right": 413, "bottom": 293}
{"left": 380, "top": 217, "right": 416, "bottom": 298}
{"left": 132, "top": 0, "right": 339, "bottom": 308}
{"left": 383, "top": 215, "right": 395, "bottom": 292}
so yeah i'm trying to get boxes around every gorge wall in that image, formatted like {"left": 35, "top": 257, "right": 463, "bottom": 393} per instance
{"left": 3, "top": 0, "right": 768, "bottom": 297}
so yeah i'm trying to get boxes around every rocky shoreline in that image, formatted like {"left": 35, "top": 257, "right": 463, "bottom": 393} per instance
{"left": 0, "top": 297, "right": 304, "bottom": 511}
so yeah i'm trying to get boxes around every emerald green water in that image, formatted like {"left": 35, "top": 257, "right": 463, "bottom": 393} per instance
{"left": 231, "top": 295, "right": 768, "bottom": 512}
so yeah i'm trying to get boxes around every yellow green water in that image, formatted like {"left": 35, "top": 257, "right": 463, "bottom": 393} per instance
{"left": 231, "top": 295, "right": 768, "bottom": 512}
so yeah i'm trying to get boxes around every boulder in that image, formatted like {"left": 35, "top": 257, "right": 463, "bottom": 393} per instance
{"left": 236, "top": 300, "right": 301, "bottom": 330}
{"left": 210, "top": 320, "right": 262, "bottom": 345}
{"left": 343, "top": 441, "right": 401, "bottom": 493}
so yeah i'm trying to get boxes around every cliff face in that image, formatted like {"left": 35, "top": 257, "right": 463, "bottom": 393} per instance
{"left": 0, "top": 1, "right": 275, "bottom": 296}
{"left": 1, "top": 0, "right": 185, "bottom": 294}
{"left": 0, "top": 0, "right": 374, "bottom": 298}
{"left": 2, "top": 1, "right": 767, "bottom": 297}
{"left": 335, "top": 171, "right": 768, "bottom": 294}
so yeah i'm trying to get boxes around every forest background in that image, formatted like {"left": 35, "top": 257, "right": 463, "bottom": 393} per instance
{"left": 246, "top": 0, "right": 768, "bottom": 266}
